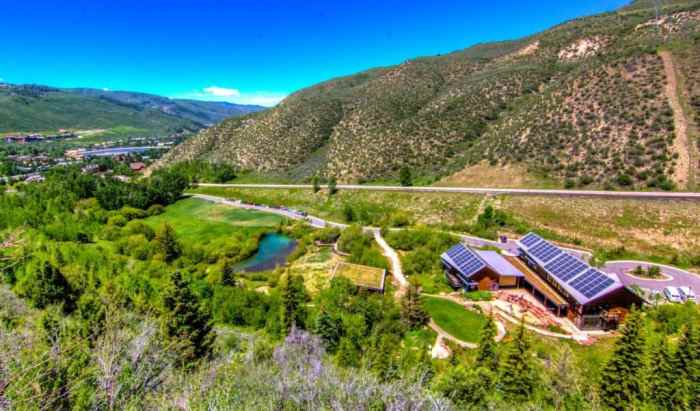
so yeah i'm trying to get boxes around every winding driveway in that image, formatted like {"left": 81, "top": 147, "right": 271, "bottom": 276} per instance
{"left": 603, "top": 261, "right": 700, "bottom": 292}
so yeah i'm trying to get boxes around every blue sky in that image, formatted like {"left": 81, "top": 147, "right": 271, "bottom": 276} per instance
{"left": 0, "top": 0, "right": 628, "bottom": 106}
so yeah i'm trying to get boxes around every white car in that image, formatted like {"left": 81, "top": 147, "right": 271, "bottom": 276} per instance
{"left": 678, "top": 287, "right": 697, "bottom": 303}
{"left": 664, "top": 287, "right": 684, "bottom": 303}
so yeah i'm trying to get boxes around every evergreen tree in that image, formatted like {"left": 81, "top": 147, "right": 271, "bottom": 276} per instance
{"left": 161, "top": 271, "right": 214, "bottom": 367}
{"left": 600, "top": 309, "right": 646, "bottom": 410}
{"left": 499, "top": 319, "right": 536, "bottom": 402}
{"left": 676, "top": 323, "right": 700, "bottom": 408}
{"left": 280, "top": 274, "right": 308, "bottom": 333}
{"left": 314, "top": 310, "right": 342, "bottom": 352}
{"left": 17, "top": 260, "right": 74, "bottom": 311}
{"left": 155, "top": 223, "right": 181, "bottom": 262}
{"left": 648, "top": 338, "right": 689, "bottom": 410}
{"left": 400, "top": 283, "right": 429, "bottom": 329}
{"left": 399, "top": 166, "right": 413, "bottom": 187}
{"left": 328, "top": 176, "right": 338, "bottom": 196}
{"left": 311, "top": 175, "right": 321, "bottom": 193}
{"left": 220, "top": 258, "right": 237, "bottom": 287}
{"left": 476, "top": 315, "right": 498, "bottom": 370}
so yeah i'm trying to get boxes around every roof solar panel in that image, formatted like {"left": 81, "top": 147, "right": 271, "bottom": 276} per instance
{"left": 520, "top": 233, "right": 542, "bottom": 248}
{"left": 445, "top": 244, "right": 485, "bottom": 278}
{"left": 569, "top": 269, "right": 615, "bottom": 299}
{"left": 544, "top": 254, "right": 588, "bottom": 282}
{"left": 528, "top": 240, "right": 562, "bottom": 263}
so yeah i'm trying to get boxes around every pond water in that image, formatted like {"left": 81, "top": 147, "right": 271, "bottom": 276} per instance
{"left": 235, "top": 233, "right": 297, "bottom": 273}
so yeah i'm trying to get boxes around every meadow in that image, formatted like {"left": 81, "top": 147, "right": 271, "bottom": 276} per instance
{"left": 144, "top": 197, "right": 284, "bottom": 245}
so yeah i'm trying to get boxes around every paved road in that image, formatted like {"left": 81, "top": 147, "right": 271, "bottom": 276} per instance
{"left": 195, "top": 183, "right": 700, "bottom": 200}
{"left": 603, "top": 261, "right": 700, "bottom": 292}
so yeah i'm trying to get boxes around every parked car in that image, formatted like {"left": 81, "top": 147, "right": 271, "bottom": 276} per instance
{"left": 678, "top": 287, "right": 696, "bottom": 303}
{"left": 663, "top": 286, "right": 683, "bottom": 303}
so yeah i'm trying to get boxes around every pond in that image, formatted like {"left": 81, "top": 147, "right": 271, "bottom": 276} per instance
{"left": 235, "top": 233, "right": 297, "bottom": 273}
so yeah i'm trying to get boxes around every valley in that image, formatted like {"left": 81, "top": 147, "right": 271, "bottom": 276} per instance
{"left": 1, "top": 1, "right": 699, "bottom": 410}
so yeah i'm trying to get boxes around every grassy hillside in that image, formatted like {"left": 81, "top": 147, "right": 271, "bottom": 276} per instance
{"left": 160, "top": 1, "right": 700, "bottom": 190}
{"left": 0, "top": 84, "right": 264, "bottom": 134}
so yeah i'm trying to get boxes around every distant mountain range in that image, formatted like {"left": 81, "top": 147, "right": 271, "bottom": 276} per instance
{"left": 0, "top": 83, "right": 265, "bottom": 134}
{"left": 159, "top": 0, "right": 700, "bottom": 190}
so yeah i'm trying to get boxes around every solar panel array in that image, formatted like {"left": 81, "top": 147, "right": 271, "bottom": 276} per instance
{"left": 446, "top": 245, "right": 485, "bottom": 277}
{"left": 569, "top": 268, "right": 615, "bottom": 298}
{"left": 520, "top": 233, "right": 543, "bottom": 248}
{"left": 528, "top": 240, "right": 562, "bottom": 263}
{"left": 520, "top": 232, "right": 619, "bottom": 302}
{"left": 544, "top": 254, "right": 588, "bottom": 282}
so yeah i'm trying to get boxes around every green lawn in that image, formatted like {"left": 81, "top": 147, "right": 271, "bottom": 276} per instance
{"left": 144, "top": 197, "right": 284, "bottom": 244}
{"left": 421, "top": 296, "right": 488, "bottom": 343}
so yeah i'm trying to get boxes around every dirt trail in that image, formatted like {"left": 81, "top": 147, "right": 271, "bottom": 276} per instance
{"left": 660, "top": 50, "right": 691, "bottom": 189}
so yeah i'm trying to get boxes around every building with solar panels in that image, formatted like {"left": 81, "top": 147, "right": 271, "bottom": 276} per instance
{"left": 441, "top": 244, "right": 524, "bottom": 292}
{"left": 517, "top": 232, "right": 644, "bottom": 330}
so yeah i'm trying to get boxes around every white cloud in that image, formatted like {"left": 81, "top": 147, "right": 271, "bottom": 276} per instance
{"left": 175, "top": 87, "right": 287, "bottom": 107}
{"left": 203, "top": 86, "right": 241, "bottom": 98}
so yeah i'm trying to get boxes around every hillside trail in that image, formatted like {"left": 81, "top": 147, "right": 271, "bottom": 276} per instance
{"left": 660, "top": 50, "right": 691, "bottom": 189}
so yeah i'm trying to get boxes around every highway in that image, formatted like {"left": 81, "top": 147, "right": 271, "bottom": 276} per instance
{"left": 194, "top": 183, "right": 700, "bottom": 200}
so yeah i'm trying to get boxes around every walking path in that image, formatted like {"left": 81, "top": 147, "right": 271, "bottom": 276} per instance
{"left": 195, "top": 182, "right": 700, "bottom": 200}
{"left": 372, "top": 228, "right": 409, "bottom": 297}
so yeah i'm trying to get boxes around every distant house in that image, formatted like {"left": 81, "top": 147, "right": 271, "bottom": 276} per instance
{"left": 129, "top": 162, "right": 146, "bottom": 172}
{"left": 441, "top": 244, "right": 523, "bottom": 291}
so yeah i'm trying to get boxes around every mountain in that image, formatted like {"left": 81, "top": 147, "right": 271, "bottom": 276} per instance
{"left": 0, "top": 84, "right": 264, "bottom": 134}
{"left": 159, "top": 1, "right": 700, "bottom": 190}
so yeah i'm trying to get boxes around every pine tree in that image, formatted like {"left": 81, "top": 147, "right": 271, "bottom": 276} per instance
{"left": 399, "top": 166, "right": 413, "bottom": 187}
{"left": 220, "top": 258, "right": 237, "bottom": 287}
{"left": 18, "top": 260, "right": 74, "bottom": 311}
{"left": 499, "top": 318, "right": 536, "bottom": 402}
{"left": 676, "top": 323, "right": 700, "bottom": 408}
{"left": 314, "top": 310, "right": 342, "bottom": 352}
{"left": 599, "top": 309, "right": 646, "bottom": 410}
{"left": 155, "top": 223, "right": 181, "bottom": 262}
{"left": 280, "top": 274, "right": 307, "bottom": 333}
{"left": 311, "top": 175, "right": 321, "bottom": 193}
{"left": 400, "top": 284, "right": 429, "bottom": 329}
{"left": 647, "top": 338, "right": 683, "bottom": 409}
{"left": 328, "top": 176, "right": 338, "bottom": 196}
{"left": 476, "top": 315, "right": 498, "bottom": 370}
{"left": 161, "top": 271, "right": 214, "bottom": 367}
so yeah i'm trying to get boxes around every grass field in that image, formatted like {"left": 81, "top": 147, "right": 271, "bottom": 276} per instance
{"left": 332, "top": 261, "right": 386, "bottom": 290}
{"left": 144, "top": 197, "right": 284, "bottom": 244}
{"left": 421, "top": 296, "right": 488, "bottom": 343}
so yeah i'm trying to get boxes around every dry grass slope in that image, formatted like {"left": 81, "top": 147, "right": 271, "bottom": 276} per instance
{"left": 160, "top": 2, "right": 700, "bottom": 189}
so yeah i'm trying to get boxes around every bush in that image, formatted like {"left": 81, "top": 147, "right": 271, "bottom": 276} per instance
{"left": 147, "top": 204, "right": 165, "bottom": 216}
